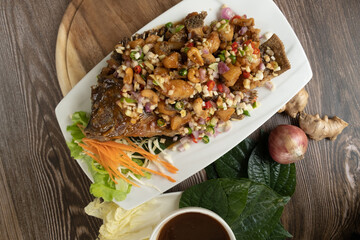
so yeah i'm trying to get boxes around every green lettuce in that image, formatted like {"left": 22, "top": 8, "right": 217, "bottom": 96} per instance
{"left": 66, "top": 111, "right": 132, "bottom": 202}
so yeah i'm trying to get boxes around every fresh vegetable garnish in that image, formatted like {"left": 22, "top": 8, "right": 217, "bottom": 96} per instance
{"left": 206, "top": 80, "right": 215, "bottom": 91}
{"left": 134, "top": 65, "right": 142, "bottom": 74}
{"left": 252, "top": 101, "right": 258, "bottom": 108}
{"left": 130, "top": 51, "right": 137, "bottom": 60}
{"left": 229, "top": 54, "right": 236, "bottom": 64}
{"left": 242, "top": 71, "right": 250, "bottom": 78}
{"left": 218, "top": 53, "right": 225, "bottom": 62}
{"left": 243, "top": 110, "right": 250, "bottom": 116}
{"left": 204, "top": 101, "right": 212, "bottom": 109}
{"left": 217, "top": 83, "right": 224, "bottom": 92}
{"left": 231, "top": 41, "right": 238, "bottom": 53}
{"left": 230, "top": 15, "right": 242, "bottom": 23}
{"left": 157, "top": 118, "right": 166, "bottom": 127}
{"left": 79, "top": 137, "right": 177, "bottom": 186}
{"left": 202, "top": 135, "right": 210, "bottom": 143}
{"left": 186, "top": 127, "right": 192, "bottom": 135}
{"left": 174, "top": 101, "right": 184, "bottom": 110}
{"left": 165, "top": 22, "right": 173, "bottom": 29}
{"left": 121, "top": 97, "right": 137, "bottom": 103}
{"left": 206, "top": 125, "right": 215, "bottom": 134}
{"left": 172, "top": 24, "right": 185, "bottom": 33}
{"left": 179, "top": 68, "right": 188, "bottom": 76}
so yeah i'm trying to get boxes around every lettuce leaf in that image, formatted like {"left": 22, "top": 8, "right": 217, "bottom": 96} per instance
{"left": 66, "top": 111, "right": 132, "bottom": 202}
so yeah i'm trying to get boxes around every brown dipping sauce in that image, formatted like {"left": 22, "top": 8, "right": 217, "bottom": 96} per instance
{"left": 157, "top": 212, "right": 230, "bottom": 240}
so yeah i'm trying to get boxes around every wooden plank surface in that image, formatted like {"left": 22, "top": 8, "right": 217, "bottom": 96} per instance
{"left": 0, "top": 0, "right": 359, "bottom": 239}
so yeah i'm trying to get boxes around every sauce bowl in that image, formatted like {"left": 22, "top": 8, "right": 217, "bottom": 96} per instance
{"left": 150, "top": 207, "right": 236, "bottom": 240}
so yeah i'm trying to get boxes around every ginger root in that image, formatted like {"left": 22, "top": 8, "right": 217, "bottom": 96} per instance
{"left": 299, "top": 112, "right": 348, "bottom": 141}
{"left": 278, "top": 88, "right": 309, "bottom": 118}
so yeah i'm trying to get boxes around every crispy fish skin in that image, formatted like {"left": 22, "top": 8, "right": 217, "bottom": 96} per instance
{"left": 84, "top": 78, "right": 179, "bottom": 141}
{"left": 231, "top": 34, "right": 291, "bottom": 91}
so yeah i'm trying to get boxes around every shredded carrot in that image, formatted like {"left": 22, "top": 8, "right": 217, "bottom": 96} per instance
{"left": 79, "top": 138, "right": 178, "bottom": 187}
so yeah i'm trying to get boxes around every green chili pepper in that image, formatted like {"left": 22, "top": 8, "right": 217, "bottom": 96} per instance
{"left": 157, "top": 119, "right": 166, "bottom": 127}
{"left": 165, "top": 22, "right": 173, "bottom": 29}
{"left": 141, "top": 74, "right": 146, "bottom": 81}
{"left": 239, "top": 49, "right": 245, "bottom": 57}
{"left": 243, "top": 110, "right": 251, "bottom": 116}
{"left": 179, "top": 68, "right": 188, "bottom": 76}
{"left": 229, "top": 54, "right": 236, "bottom": 64}
{"left": 186, "top": 127, "right": 192, "bottom": 135}
{"left": 175, "top": 101, "right": 185, "bottom": 111}
{"left": 219, "top": 54, "right": 225, "bottom": 62}
{"left": 202, "top": 135, "right": 210, "bottom": 144}
{"left": 121, "top": 97, "right": 137, "bottom": 103}
{"left": 152, "top": 80, "right": 159, "bottom": 86}
{"left": 206, "top": 126, "right": 215, "bottom": 134}
{"left": 183, "top": 47, "right": 189, "bottom": 53}
{"left": 252, "top": 102, "right": 258, "bottom": 109}
{"left": 130, "top": 51, "right": 137, "bottom": 60}
{"left": 175, "top": 24, "right": 184, "bottom": 33}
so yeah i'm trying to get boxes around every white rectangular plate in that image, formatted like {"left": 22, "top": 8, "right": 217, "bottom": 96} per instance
{"left": 56, "top": 0, "right": 312, "bottom": 209}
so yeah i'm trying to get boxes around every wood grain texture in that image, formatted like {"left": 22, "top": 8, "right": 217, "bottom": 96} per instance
{"left": 0, "top": 0, "right": 359, "bottom": 239}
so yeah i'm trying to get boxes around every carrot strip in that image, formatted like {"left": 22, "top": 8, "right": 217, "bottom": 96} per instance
{"left": 79, "top": 137, "right": 177, "bottom": 187}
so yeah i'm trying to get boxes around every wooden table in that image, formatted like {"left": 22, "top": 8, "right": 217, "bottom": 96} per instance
{"left": 1, "top": 0, "right": 359, "bottom": 239}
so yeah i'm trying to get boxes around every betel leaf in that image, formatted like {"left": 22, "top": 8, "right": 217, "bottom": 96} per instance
{"left": 180, "top": 179, "right": 290, "bottom": 240}
{"left": 267, "top": 223, "right": 293, "bottom": 240}
{"left": 205, "top": 138, "right": 255, "bottom": 179}
{"left": 248, "top": 137, "right": 296, "bottom": 197}
{"left": 204, "top": 164, "right": 219, "bottom": 180}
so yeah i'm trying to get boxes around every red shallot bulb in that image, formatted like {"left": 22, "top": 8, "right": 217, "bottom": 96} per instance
{"left": 268, "top": 125, "right": 308, "bottom": 164}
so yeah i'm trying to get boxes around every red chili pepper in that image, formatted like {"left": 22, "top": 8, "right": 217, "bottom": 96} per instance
{"left": 231, "top": 42, "right": 238, "bottom": 49}
{"left": 231, "top": 15, "right": 242, "bottom": 23}
{"left": 206, "top": 117, "right": 211, "bottom": 122}
{"left": 191, "top": 134, "right": 198, "bottom": 143}
{"left": 217, "top": 83, "right": 224, "bottom": 93}
{"left": 243, "top": 39, "right": 252, "bottom": 46}
{"left": 250, "top": 42, "right": 260, "bottom": 54}
{"left": 231, "top": 42, "right": 238, "bottom": 53}
{"left": 206, "top": 80, "right": 215, "bottom": 91}
{"left": 204, "top": 101, "right": 212, "bottom": 109}
{"left": 187, "top": 42, "right": 194, "bottom": 47}
{"left": 134, "top": 65, "right": 142, "bottom": 74}
{"left": 242, "top": 71, "right": 250, "bottom": 78}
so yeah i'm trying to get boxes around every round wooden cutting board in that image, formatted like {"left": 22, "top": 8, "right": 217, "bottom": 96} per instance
{"left": 55, "top": 0, "right": 181, "bottom": 96}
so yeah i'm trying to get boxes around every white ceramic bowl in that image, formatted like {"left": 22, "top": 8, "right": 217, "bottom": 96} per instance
{"left": 149, "top": 207, "right": 236, "bottom": 240}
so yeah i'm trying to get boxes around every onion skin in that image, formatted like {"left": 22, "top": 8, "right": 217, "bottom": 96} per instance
{"left": 268, "top": 125, "right": 308, "bottom": 164}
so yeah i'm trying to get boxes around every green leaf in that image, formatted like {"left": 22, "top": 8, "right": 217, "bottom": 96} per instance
{"left": 267, "top": 223, "right": 293, "bottom": 240}
{"left": 71, "top": 111, "right": 89, "bottom": 127}
{"left": 180, "top": 179, "right": 289, "bottom": 240}
{"left": 90, "top": 174, "right": 131, "bottom": 202}
{"left": 248, "top": 137, "right": 296, "bottom": 197}
{"left": 66, "top": 141, "right": 84, "bottom": 159}
{"left": 66, "top": 111, "right": 89, "bottom": 142}
{"left": 205, "top": 138, "right": 255, "bottom": 179}
{"left": 204, "top": 164, "right": 219, "bottom": 180}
